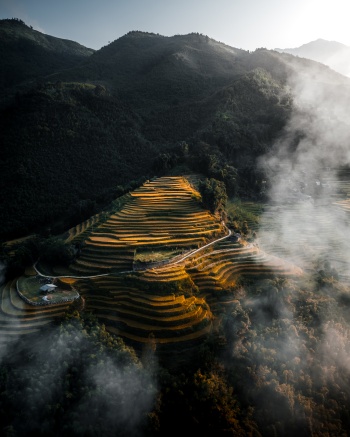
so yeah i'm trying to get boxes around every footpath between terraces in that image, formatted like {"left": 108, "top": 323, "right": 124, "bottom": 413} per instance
{"left": 33, "top": 223, "right": 234, "bottom": 280}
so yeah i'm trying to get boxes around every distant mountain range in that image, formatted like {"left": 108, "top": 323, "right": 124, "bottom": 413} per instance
{"left": 275, "top": 39, "right": 350, "bottom": 77}
{"left": 1, "top": 18, "right": 350, "bottom": 239}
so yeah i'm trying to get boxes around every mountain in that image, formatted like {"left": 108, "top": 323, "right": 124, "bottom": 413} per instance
{"left": 275, "top": 38, "right": 350, "bottom": 77}
{"left": 3, "top": 21, "right": 350, "bottom": 437}
{"left": 0, "top": 18, "right": 94, "bottom": 102}
{"left": 1, "top": 22, "right": 350, "bottom": 240}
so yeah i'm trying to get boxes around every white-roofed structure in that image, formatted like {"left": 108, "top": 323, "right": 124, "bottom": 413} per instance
{"left": 40, "top": 284, "right": 57, "bottom": 292}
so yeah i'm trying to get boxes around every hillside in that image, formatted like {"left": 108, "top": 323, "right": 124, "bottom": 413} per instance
{"left": 0, "top": 175, "right": 303, "bottom": 356}
{"left": 3, "top": 18, "right": 350, "bottom": 437}
{"left": 0, "top": 81, "right": 158, "bottom": 238}
{"left": 0, "top": 29, "right": 287, "bottom": 239}
{"left": 1, "top": 23, "right": 350, "bottom": 242}
{"left": 0, "top": 18, "right": 94, "bottom": 103}
{"left": 275, "top": 38, "right": 350, "bottom": 77}
{"left": 2, "top": 173, "right": 350, "bottom": 436}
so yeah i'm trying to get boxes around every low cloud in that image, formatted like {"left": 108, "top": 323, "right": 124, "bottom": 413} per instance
{"left": 2, "top": 321, "right": 157, "bottom": 436}
{"left": 257, "top": 60, "right": 350, "bottom": 275}
{"left": 224, "top": 58, "right": 350, "bottom": 433}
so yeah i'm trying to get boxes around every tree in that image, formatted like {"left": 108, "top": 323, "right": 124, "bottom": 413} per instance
{"left": 199, "top": 178, "right": 227, "bottom": 215}
{"left": 40, "top": 237, "right": 75, "bottom": 266}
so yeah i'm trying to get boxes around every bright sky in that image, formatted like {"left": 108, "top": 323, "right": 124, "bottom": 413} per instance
{"left": 1, "top": 0, "right": 350, "bottom": 51}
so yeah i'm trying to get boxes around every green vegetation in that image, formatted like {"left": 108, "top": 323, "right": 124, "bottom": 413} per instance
{"left": 1, "top": 235, "right": 77, "bottom": 280}
{"left": 40, "top": 237, "right": 75, "bottom": 266}
{"left": 0, "top": 18, "right": 94, "bottom": 104}
{"left": 0, "top": 81, "right": 154, "bottom": 240}
{"left": 0, "top": 21, "right": 301, "bottom": 241}
{"left": 0, "top": 312, "right": 153, "bottom": 437}
{"left": 1, "top": 174, "right": 350, "bottom": 436}
{"left": 227, "top": 198, "right": 265, "bottom": 236}
{"left": 198, "top": 177, "right": 227, "bottom": 215}
{"left": 221, "top": 275, "right": 350, "bottom": 436}
{"left": 2, "top": 19, "right": 350, "bottom": 437}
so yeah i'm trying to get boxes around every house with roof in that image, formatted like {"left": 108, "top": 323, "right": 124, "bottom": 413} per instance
{"left": 40, "top": 284, "right": 57, "bottom": 293}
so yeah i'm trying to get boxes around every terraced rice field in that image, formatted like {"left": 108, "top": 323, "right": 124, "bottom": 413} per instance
{"left": 321, "top": 168, "right": 350, "bottom": 199}
{"left": 74, "top": 266, "right": 213, "bottom": 345}
{"left": 0, "top": 175, "right": 224, "bottom": 351}
{"left": 42, "top": 175, "right": 224, "bottom": 347}
{"left": 3, "top": 235, "right": 35, "bottom": 259}
{"left": 4, "top": 173, "right": 341, "bottom": 352}
{"left": 65, "top": 213, "right": 102, "bottom": 243}
{"left": 70, "top": 172, "right": 304, "bottom": 346}
{"left": 334, "top": 199, "right": 350, "bottom": 214}
{"left": 183, "top": 238, "right": 302, "bottom": 310}
{"left": 69, "top": 176, "right": 225, "bottom": 275}
{"left": 0, "top": 277, "right": 70, "bottom": 353}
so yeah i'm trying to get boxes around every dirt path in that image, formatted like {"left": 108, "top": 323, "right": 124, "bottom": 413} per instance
{"left": 33, "top": 223, "right": 233, "bottom": 280}
{"left": 172, "top": 224, "right": 232, "bottom": 264}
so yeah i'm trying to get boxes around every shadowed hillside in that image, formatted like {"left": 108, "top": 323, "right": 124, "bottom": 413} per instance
{"left": 0, "top": 18, "right": 94, "bottom": 103}
{"left": 1, "top": 24, "right": 350, "bottom": 244}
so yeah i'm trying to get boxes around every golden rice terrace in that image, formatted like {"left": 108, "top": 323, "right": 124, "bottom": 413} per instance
{"left": 0, "top": 175, "right": 303, "bottom": 354}
{"left": 69, "top": 176, "right": 225, "bottom": 275}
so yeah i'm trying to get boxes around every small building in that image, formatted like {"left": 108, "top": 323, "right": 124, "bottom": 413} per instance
{"left": 40, "top": 284, "right": 57, "bottom": 293}
{"left": 229, "top": 233, "right": 241, "bottom": 242}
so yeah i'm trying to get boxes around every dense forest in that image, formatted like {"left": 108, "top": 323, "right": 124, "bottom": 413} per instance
{"left": 0, "top": 18, "right": 305, "bottom": 240}
{"left": 2, "top": 18, "right": 350, "bottom": 437}
{"left": 2, "top": 273, "right": 350, "bottom": 436}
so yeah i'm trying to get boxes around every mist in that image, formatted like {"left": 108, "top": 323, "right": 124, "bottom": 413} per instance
{"left": 223, "top": 59, "right": 350, "bottom": 434}
{"left": 257, "top": 60, "right": 350, "bottom": 274}
{"left": 0, "top": 318, "right": 157, "bottom": 437}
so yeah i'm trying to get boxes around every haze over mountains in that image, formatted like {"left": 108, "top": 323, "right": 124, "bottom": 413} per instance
{"left": 275, "top": 38, "right": 350, "bottom": 77}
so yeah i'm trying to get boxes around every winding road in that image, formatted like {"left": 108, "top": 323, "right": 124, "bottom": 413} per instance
{"left": 33, "top": 223, "right": 234, "bottom": 280}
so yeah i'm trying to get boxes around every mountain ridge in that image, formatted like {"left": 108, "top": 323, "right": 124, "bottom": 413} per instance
{"left": 274, "top": 38, "right": 350, "bottom": 77}
{"left": 1, "top": 19, "right": 350, "bottom": 240}
{"left": 0, "top": 18, "right": 94, "bottom": 102}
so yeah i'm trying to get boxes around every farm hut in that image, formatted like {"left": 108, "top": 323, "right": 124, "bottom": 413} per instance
{"left": 40, "top": 284, "right": 57, "bottom": 293}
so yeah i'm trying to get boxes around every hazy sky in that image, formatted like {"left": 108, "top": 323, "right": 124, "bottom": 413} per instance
{"left": 1, "top": 0, "right": 349, "bottom": 51}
